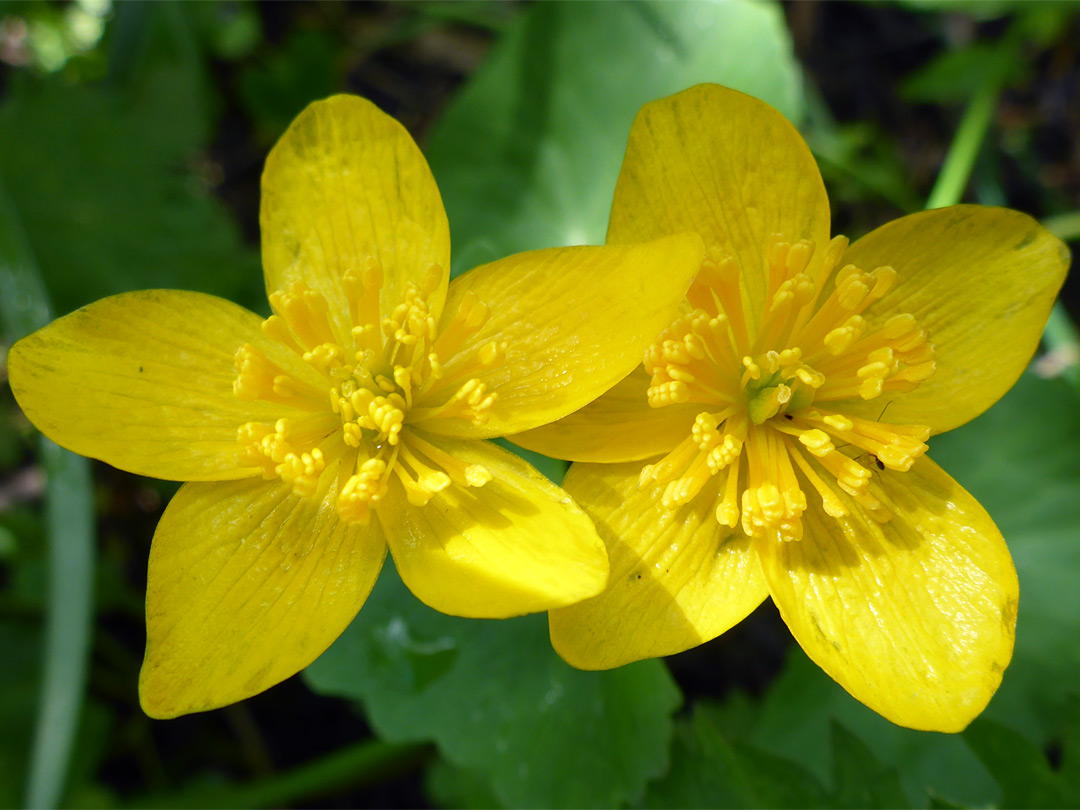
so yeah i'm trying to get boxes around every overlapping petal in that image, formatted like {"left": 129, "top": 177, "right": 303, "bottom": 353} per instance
{"left": 419, "top": 234, "right": 703, "bottom": 439}
{"left": 7, "top": 290, "right": 323, "bottom": 481}
{"left": 607, "top": 83, "right": 831, "bottom": 326}
{"left": 841, "top": 205, "right": 1069, "bottom": 433}
{"left": 261, "top": 94, "right": 451, "bottom": 337}
{"left": 509, "top": 368, "right": 701, "bottom": 463}
{"left": 757, "top": 456, "right": 1018, "bottom": 732}
{"left": 550, "top": 461, "right": 769, "bottom": 669}
{"left": 140, "top": 460, "right": 387, "bottom": 718}
{"left": 379, "top": 435, "right": 608, "bottom": 619}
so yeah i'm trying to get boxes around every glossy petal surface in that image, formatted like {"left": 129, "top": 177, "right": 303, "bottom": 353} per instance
{"left": 261, "top": 94, "right": 451, "bottom": 336}
{"left": 607, "top": 84, "right": 830, "bottom": 325}
{"left": 758, "top": 456, "right": 1018, "bottom": 732}
{"left": 422, "top": 234, "right": 702, "bottom": 439}
{"left": 380, "top": 435, "right": 608, "bottom": 618}
{"left": 550, "top": 461, "right": 769, "bottom": 668}
{"left": 842, "top": 206, "right": 1069, "bottom": 433}
{"left": 509, "top": 367, "right": 701, "bottom": 463}
{"left": 140, "top": 462, "right": 386, "bottom": 718}
{"left": 7, "top": 290, "right": 319, "bottom": 481}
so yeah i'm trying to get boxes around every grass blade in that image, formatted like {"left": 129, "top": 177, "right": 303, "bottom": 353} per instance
{"left": 0, "top": 178, "right": 96, "bottom": 810}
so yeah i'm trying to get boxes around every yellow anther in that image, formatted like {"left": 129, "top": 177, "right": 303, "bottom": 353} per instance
{"left": 707, "top": 434, "right": 742, "bottom": 473}
{"left": 647, "top": 380, "right": 689, "bottom": 406}
{"left": 837, "top": 272, "right": 871, "bottom": 311}
{"left": 269, "top": 282, "right": 338, "bottom": 350}
{"left": 303, "top": 343, "right": 348, "bottom": 373}
{"left": 823, "top": 414, "right": 853, "bottom": 431}
{"left": 337, "top": 458, "right": 390, "bottom": 525}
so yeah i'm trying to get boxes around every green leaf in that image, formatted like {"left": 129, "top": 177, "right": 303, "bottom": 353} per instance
{"left": 963, "top": 717, "right": 1080, "bottom": 808}
{"left": 642, "top": 702, "right": 830, "bottom": 808}
{"left": 0, "top": 622, "right": 43, "bottom": 808}
{"left": 424, "top": 0, "right": 803, "bottom": 276}
{"left": 1, "top": 177, "right": 97, "bottom": 810}
{"left": 424, "top": 759, "right": 503, "bottom": 810}
{"left": 0, "top": 25, "right": 261, "bottom": 316}
{"left": 237, "top": 27, "right": 341, "bottom": 145}
{"left": 305, "top": 566, "right": 681, "bottom": 809}
{"left": 900, "top": 42, "right": 1026, "bottom": 104}
{"left": 829, "top": 722, "right": 910, "bottom": 809}
{"left": 745, "top": 648, "right": 999, "bottom": 807}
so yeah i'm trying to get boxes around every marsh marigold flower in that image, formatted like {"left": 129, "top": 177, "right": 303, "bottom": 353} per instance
{"left": 515, "top": 84, "right": 1070, "bottom": 731}
{"left": 7, "top": 95, "right": 704, "bottom": 718}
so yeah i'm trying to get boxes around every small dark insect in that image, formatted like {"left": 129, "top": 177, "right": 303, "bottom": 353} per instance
{"left": 857, "top": 452, "right": 885, "bottom": 471}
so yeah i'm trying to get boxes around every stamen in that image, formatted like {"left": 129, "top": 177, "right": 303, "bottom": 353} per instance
{"left": 269, "top": 282, "right": 340, "bottom": 350}
{"left": 638, "top": 233, "right": 938, "bottom": 540}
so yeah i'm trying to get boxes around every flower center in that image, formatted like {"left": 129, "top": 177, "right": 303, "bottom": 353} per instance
{"left": 641, "top": 235, "right": 936, "bottom": 543}
{"left": 232, "top": 260, "right": 500, "bottom": 525}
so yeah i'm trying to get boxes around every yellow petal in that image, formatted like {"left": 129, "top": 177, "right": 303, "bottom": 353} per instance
{"left": 607, "top": 84, "right": 830, "bottom": 326}
{"left": 550, "top": 461, "right": 768, "bottom": 669}
{"left": 379, "top": 433, "right": 608, "bottom": 618}
{"left": 140, "top": 461, "right": 386, "bottom": 718}
{"left": 757, "top": 456, "right": 1018, "bottom": 732}
{"left": 841, "top": 205, "right": 1069, "bottom": 433}
{"left": 261, "top": 94, "right": 451, "bottom": 336}
{"left": 419, "top": 234, "right": 704, "bottom": 439}
{"left": 7, "top": 290, "right": 320, "bottom": 481}
{"left": 509, "top": 367, "right": 702, "bottom": 463}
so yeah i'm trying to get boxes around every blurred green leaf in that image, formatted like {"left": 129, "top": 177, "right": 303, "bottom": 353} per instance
{"left": 424, "top": 0, "right": 804, "bottom": 276}
{"left": 0, "top": 622, "right": 42, "bottom": 807}
{"left": 237, "top": 27, "right": 340, "bottom": 145}
{"left": 0, "top": 179, "right": 97, "bottom": 809}
{"left": 963, "top": 715, "right": 1080, "bottom": 808}
{"left": 642, "top": 702, "right": 830, "bottom": 808}
{"left": 641, "top": 704, "right": 909, "bottom": 809}
{"left": 0, "top": 1, "right": 263, "bottom": 316}
{"left": 901, "top": 42, "right": 1026, "bottom": 104}
{"left": 829, "top": 721, "right": 910, "bottom": 809}
{"left": 740, "top": 649, "right": 998, "bottom": 807}
{"left": 424, "top": 759, "right": 503, "bottom": 810}
{"left": 197, "top": 1, "right": 263, "bottom": 61}
{"left": 306, "top": 566, "right": 681, "bottom": 809}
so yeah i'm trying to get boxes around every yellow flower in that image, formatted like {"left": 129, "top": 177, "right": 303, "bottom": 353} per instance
{"left": 514, "top": 84, "right": 1070, "bottom": 732}
{"left": 7, "top": 95, "right": 704, "bottom": 718}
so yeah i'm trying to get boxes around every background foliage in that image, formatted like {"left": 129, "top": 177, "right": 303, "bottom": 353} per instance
{"left": 0, "top": 1, "right": 1078, "bottom": 807}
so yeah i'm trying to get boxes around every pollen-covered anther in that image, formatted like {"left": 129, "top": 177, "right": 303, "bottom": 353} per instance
{"left": 237, "top": 417, "right": 330, "bottom": 498}
{"left": 741, "top": 483, "right": 806, "bottom": 542}
{"left": 337, "top": 457, "right": 389, "bottom": 525}
{"left": 823, "top": 316, "right": 867, "bottom": 355}
{"left": 647, "top": 380, "right": 688, "bottom": 406}
{"left": 367, "top": 396, "right": 406, "bottom": 445}
{"left": 707, "top": 434, "right": 743, "bottom": 474}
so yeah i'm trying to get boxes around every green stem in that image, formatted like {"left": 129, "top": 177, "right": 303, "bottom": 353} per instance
{"left": 924, "top": 75, "right": 1002, "bottom": 210}
{"left": 0, "top": 181, "right": 97, "bottom": 809}
{"left": 130, "top": 740, "right": 431, "bottom": 809}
